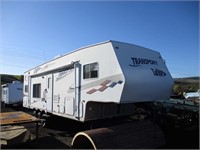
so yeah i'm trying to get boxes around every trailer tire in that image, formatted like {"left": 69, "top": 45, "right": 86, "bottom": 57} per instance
{"left": 33, "top": 110, "right": 37, "bottom": 117}
{"left": 40, "top": 113, "right": 50, "bottom": 127}
{"left": 40, "top": 119, "right": 46, "bottom": 127}
{"left": 37, "top": 111, "right": 42, "bottom": 118}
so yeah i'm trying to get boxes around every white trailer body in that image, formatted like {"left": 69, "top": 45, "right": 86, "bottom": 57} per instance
{"left": 23, "top": 41, "right": 174, "bottom": 122}
{"left": 2, "top": 81, "right": 23, "bottom": 105}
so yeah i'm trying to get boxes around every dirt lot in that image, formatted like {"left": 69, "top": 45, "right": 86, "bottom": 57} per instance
{"left": 1, "top": 103, "right": 199, "bottom": 149}
{"left": 1, "top": 104, "right": 74, "bottom": 149}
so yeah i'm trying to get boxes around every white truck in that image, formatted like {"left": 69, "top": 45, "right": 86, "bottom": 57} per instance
{"left": 2, "top": 81, "right": 23, "bottom": 105}
{"left": 23, "top": 40, "right": 174, "bottom": 122}
{"left": 184, "top": 90, "right": 200, "bottom": 101}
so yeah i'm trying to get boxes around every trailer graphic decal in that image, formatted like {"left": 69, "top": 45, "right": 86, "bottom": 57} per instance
{"left": 41, "top": 62, "right": 55, "bottom": 71}
{"left": 98, "top": 86, "right": 108, "bottom": 92}
{"left": 34, "top": 67, "right": 41, "bottom": 74}
{"left": 67, "top": 74, "right": 124, "bottom": 94}
{"left": 86, "top": 89, "right": 97, "bottom": 94}
{"left": 87, "top": 80, "right": 123, "bottom": 94}
{"left": 56, "top": 69, "right": 73, "bottom": 81}
{"left": 100, "top": 80, "right": 111, "bottom": 86}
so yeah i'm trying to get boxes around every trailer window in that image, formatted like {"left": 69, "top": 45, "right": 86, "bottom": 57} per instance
{"left": 83, "top": 62, "right": 98, "bottom": 79}
{"left": 33, "top": 84, "right": 41, "bottom": 98}
{"left": 25, "top": 85, "right": 28, "bottom": 93}
{"left": 48, "top": 78, "right": 51, "bottom": 89}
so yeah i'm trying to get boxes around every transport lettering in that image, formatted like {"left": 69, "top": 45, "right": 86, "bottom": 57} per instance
{"left": 129, "top": 57, "right": 158, "bottom": 67}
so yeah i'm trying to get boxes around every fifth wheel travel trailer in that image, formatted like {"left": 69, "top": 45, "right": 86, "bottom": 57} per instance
{"left": 23, "top": 40, "right": 174, "bottom": 122}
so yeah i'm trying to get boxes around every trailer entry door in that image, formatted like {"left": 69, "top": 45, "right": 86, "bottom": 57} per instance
{"left": 46, "top": 74, "right": 53, "bottom": 112}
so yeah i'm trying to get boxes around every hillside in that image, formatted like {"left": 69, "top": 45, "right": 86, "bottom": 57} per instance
{"left": 173, "top": 76, "right": 199, "bottom": 95}
{"left": 0, "top": 74, "right": 24, "bottom": 85}
{"left": 174, "top": 77, "right": 199, "bottom": 84}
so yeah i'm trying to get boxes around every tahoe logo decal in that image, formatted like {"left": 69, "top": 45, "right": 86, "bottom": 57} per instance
{"left": 151, "top": 68, "right": 166, "bottom": 77}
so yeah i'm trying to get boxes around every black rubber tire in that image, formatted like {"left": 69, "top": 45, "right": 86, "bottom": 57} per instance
{"left": 33, "top": 110, "right": 37, "bottom": 117}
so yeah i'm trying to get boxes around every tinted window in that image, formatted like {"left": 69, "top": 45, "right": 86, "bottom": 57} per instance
{"left": 33, "top": 84, "right": 41, "bottom": 98}
{"left": 83, "top": 62, "right": 98, "bottom": 79}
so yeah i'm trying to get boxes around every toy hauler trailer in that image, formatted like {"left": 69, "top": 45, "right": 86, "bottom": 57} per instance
{"left": 23, "top": 40, "right": 174, "bottom": 122}
{"left": 2, "top": 81, "right": 23, "bottom": 105}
